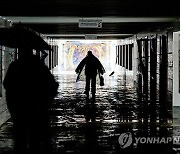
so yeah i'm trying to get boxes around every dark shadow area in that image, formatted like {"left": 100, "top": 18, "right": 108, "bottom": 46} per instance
{"left": 3, "top": 47, "right": 58, "bottom": 154}
{"left": 84, "top": 98, "right": 97, "bottom": 123}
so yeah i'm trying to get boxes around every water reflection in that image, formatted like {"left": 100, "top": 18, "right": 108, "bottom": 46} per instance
{"left": 84, "top": 98, "right": 97, "bottom": 122}
{"left": 50, "top": 72, "right": 176, "bottom": 153}
{"left": 0, "top": 69, "right": 177, "bottom": 154}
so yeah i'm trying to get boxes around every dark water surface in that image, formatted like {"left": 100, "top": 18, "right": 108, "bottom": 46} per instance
{"left": 0, "top": 69, "right": 178, "bottom": 154}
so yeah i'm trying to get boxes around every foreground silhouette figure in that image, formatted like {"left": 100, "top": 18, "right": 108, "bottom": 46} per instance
{"left": 3, "top": 47, "right": 59, "bottom": 154}
{"left": 75, "top": 51, "right": 105, "bottom": 98}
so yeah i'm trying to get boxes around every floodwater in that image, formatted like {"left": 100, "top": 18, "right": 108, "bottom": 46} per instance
{"left": 0, "top": 67, "right": 178, "bottom": 154}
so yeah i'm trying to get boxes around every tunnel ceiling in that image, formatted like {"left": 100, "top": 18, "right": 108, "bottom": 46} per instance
{"left": 1, "top": 0, "right": 180, "bottom": 39}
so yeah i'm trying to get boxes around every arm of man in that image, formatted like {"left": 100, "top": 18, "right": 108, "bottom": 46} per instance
{"left": 75, "top": 57, "right": 86, "bottom": 73}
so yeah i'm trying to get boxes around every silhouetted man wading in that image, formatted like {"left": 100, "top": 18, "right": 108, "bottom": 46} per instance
{"left": 75, "top": 51, "right": 105, "bottom": 98}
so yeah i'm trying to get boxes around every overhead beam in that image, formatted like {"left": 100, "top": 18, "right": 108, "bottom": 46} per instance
{"left": 3, "top": 16, "right": 178, "bottom": 24}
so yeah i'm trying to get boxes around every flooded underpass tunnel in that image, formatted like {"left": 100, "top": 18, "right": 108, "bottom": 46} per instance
{"left": 0, "top": 36, "right": 179, "bottom": 154}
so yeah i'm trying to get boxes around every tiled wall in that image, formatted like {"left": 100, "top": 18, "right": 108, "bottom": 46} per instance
{"left": 0, "top": 47, "right": 15, "bottom": 126}
{"left": 0, "top": 98, "right": 9, "bottom": 126}
{"left": 119, "top": 30, "right": 174, "bottom": 121}
{"left": 167, "top": 32, "right": 173, "bottom": 107}
{"left": 172, "top": 24, "right": 180, "bottom": 119}
{"left": 0, "top": 17, "right": 14, "bottom": 127}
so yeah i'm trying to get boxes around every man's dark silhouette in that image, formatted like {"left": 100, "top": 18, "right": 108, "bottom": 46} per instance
{"left": 75, "top": 51, "right": 105, "bottom": 98}
{"left": 3, "top": 47, "right": 59, "bottom": 154}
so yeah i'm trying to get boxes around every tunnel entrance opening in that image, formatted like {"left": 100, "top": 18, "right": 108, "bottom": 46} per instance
{"left": 57, "top": 39, "right": 118, "bottom": 74}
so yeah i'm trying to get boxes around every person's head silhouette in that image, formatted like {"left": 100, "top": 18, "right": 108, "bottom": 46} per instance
{"left": 18, "top": 47, "right": 33, "bottom": 60}
{"left": 87, "top": 50, "right": 93, "bottom": 56}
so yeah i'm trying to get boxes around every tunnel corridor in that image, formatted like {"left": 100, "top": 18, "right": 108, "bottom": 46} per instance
{"left": 0, "top": 1, "right": 179, "bottom": 151}
{"left": 0, "top": 21, "right": 178, "bottom": 153}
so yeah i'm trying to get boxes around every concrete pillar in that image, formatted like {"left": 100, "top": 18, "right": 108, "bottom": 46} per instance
{"left": 132, "top": 37, "right": 138, "bottom": 87}
{"left": 172, "top": 31, "right": 180, "bottom": 119}
{"left": 150, "top": 36, "right": 157, "bottom": 122}
{"left": 159, "top": 35, "right": 168, "bottom": 122}
{"left": 143, "top": 39, "right": 149, "bottom": 121}
{"left": 118, "top": 45, "right": 120, "bottom": 65}
{"left": 120, "top": 45, "right": 122, "bottom": 66}
{"left": 137, "top": 40, "right": 143, "bottom": 120}
{"left": 173, "top": 32, "right": 180, "bottom": 106}
{"left": 116, "top": 45, "right": 118, "bottom": 65}
{"left": 122, "top": 45, "right": 125, "bottom": 67}
{"left": 126, "top": 44, "right": 129, "bottom": 70}
{"left": 129, "top": 44, "right": 133, "bottom": 71}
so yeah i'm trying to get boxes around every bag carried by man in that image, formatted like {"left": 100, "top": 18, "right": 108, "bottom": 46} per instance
{"left": 99, "top": 74, "right": 104, "bottom": 86}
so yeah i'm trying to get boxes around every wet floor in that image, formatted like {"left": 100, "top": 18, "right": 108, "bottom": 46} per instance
{"left": 0, "top": 67, "right": 179, "bottom": 154}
